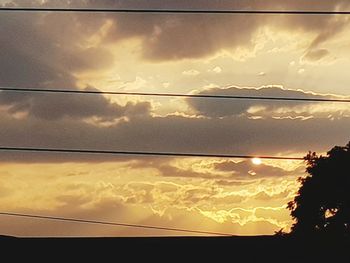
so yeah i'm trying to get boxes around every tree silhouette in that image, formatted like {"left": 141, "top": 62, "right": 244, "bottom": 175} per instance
{"left": 287, "top": 141, "right": 350, "bottom": 238}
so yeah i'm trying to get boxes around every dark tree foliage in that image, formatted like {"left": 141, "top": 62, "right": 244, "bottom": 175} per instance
{"left": 288, "top": 142, "right": 350, "bottom": 237}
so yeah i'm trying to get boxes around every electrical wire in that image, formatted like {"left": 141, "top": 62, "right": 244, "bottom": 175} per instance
{"left": 0, "top": 212, "right": 232, "bottom": 236}
{"left": 1, "top": 87, "right": 349, "bottom": 103}
{"left": 0, "top": 146, "right": 304, "bottom": 161}
{"left": 1, "top": 7, "right": 350, "bottom": 15}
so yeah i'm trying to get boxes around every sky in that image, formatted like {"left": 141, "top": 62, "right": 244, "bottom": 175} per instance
{"left": 0, "top": 0, "right": 350, "bottom": 237}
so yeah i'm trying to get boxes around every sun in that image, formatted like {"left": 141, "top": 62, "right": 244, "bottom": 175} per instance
{"left": 252, "top": 158, "right": 262, "bottom": 165}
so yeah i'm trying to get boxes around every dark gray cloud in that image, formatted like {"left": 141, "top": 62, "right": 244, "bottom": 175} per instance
{"left": 0, "top": 6, "right": 150, "bottom": 121}
{"left": 0, "top": 10, "right": 109, "bottom": 88}
{"left": 107, "top": 0, "right": 349, "bottom": 61}
{"left": 4, "top": 0, "right": 350, "bottom": 62}
{"left": 102, "top": 0, "right": 350, "bottom": 61}
{"left": 187, "top": 86, "right": 345, "bottom": 118}
{"left": 0, "top": 109, "right": 349, "bottom": 163}
{"left": 0, "top": 87, "right": 151, "bottom": 120}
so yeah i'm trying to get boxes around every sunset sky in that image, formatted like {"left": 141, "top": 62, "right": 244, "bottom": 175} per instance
{"left": 0, "top": 0, "right": 350, "bottom": 237}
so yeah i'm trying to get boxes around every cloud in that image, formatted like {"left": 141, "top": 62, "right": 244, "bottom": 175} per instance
{"left": 302, "top": 49, "right": 330, "bottom": 62}
{"left": 308, "top": 18, "right": 349, "bottom": 50}
{"left": 107, "top": 1, "right": 349, "bottom": 61}
{"left": 128, "top": 157, "right": 303, "bottom": 182}
{"left": 0, "top": 87, "right": 152, "bottom": 121}
{"left": 0, "top": 6, "right": 111, "bottom": 87}
{"left": 253, "top": 190, "right": 291, "bottom": 201}
{"left": 5, "top": 0, "right": 349, "bottom": 63}
{"left": 210, "top": 66, "right": 222, "bottom": 74}
{"left": 0, "top": 10, "right": 152, "bottom": 121}
{"left": 0, "top": 2, "right": 131, "bottom": 122}
{"left": 187, "top": 85, "right": 349, "bottom": 118}
{"left": 197, "top": 206, "right": 290, "bottom": 228}
{"left": 0, "top": 166, "right": 295, "bottom": 236}
{"left": 182, "top": 69, "right": 200, "bottom": 76}
{"left": 61, "top": 47, "right": 115, "bottom": 73}
{"left": 1, "top": 106, "right": 349, "bottom": 163}
{"left": 214, "top": 160, "right": 296, "bottom": 178}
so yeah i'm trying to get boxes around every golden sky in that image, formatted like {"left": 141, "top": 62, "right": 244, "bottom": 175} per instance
{"left": 0, "top": 0, "right": 350, "bottom": 236}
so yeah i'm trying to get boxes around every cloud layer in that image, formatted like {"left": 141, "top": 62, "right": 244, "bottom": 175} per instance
{"left": 3, "top": 0, "right": 350, "bottom": 62}
{"left": 187, "top": 85, "right": 350, "bottom": 118}
{"left": 0, "top": 160, "right": 298, "bottom": 236}
{"left": 1, "top": 104, "right": 349, "bottom": 162}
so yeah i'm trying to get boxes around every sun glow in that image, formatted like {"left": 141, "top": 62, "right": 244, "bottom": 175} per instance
{"left": 252, "top": 158, "right": 262, "bottom": 165}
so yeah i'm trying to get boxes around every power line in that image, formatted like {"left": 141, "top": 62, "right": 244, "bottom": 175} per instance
{"left": 0, "top": 146, "right": 304, "bottom": 161}
{"left": 0, "top": 212, "right": 232, "bottom": 236}
{"left": 1, "top": 87, "right": 349, "bottom": 103}
{"left": 1, "top": 7, "right": 350, "bottom": 15}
